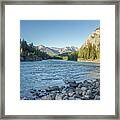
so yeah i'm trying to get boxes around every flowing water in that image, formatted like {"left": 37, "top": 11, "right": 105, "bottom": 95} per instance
{"left": 20, "top": 60, "right": 100, "bottom": 99}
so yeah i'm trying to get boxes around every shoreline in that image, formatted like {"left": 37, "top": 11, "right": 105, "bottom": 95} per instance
{"left": 77, "top": 59, "right": 100, "bottom": 64}
{"left": 21, "top": 79, "right": 100, "bottom": 100}
{"left": 21, "top": 59, "right": 100, "bottom": 64}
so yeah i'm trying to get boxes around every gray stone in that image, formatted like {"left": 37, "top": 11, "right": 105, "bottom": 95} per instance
{"left": 46, "top": 86, "right": 60, "bottom": 92}
{"left": 81, "top": 87, "right": 87, "bottom": 91}
{"left": 83, "top": 80, "right": 88, "bottom": 84}
{"left": 94, "top": 95, "right": 100, "bottom": 100}
{"left": 86, "top": 89, "right": 92, "bottom": 95}
{"left": 41, "top": 95, "right": 50, "bottom": 100}
{"left": 96, "top": 79, "right": 100, "bottom": 82}
{"left": 55, "top": 93, "right": 63, "bottom": 100}
{"left": 77, "top": 82, "right": 83, "bottom": 88}
{"left": 73, "top": 94, "right": 81, "bottom": 99}
{"left": 76, "top": 87, "right": 82, "bottom": 95}
{"left": 95, "top": 81, "right": 100, "bottom": 88}
{"left": 84, "top": 95, "right": 90, "bottom": 99}
{"left": 62, "top": 87, "right": 68, "bottom": 95}
{"left": 81, "top": 94, "right": 90, "bottom": 100}
{"left": 68, "top": 97, "right": 75, "bottom": 100}
{"left": 64, "top": 80, "right": 69, "bottom": 84}
{"left": 68, "top": 91, "right": 75, "bottom": 97}
{"left": 86, "top": 80, "right": 93, "bottom": 83}
{"left": 67, "top": 88, "right": 75, "bottom": 97}
{"left": 59, "top": 86, "right": 65, "bottom": 92}
{"left": 62, "top": 95, "right": 69, "bottom": 100}
{"left": 82, "top": 91, "right": 86, "bottom": 96}
{"left": 69, "top": 82, "right": 78, "bottom": 88}
{"left": 49, "top": 93, "right": 56, "bottom": 100}
{"left": 74, "top": 97, "right": 81, "bottom": 100}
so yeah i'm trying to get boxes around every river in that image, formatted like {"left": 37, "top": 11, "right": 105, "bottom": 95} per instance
{"left": 20, "top": 60, "right": 100, "bottom": 99}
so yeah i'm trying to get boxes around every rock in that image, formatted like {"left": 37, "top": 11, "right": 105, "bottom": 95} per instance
{"left": 32, "top": 93, "right": 37, "bottom": 96}
{"left": 77, "top": 82, "right": 83, "bottom": 88}
{"left": 74, "top": 97, "right": 81, "bottom": 100}
{"left": 31, "top": 89, "right": 36, "bottom": 92}
{"left": 32, "top": 97, "right": 36, "bottom": 100}
{"left": 59, "top": 86, "right": 65, "bottom": 92}
{"left": 95, "top": 81, "right": 100, "bottom": 88}
{"left": 21, "top": 97, "right": 27, "bottom": 100}
{"left": 55, "top": 93, "right": 63, "bottom": 100}
{"left": 86, "top": 80, "right": 93, "bottom": 83}
{"left": 96, "top": 79, "right": 100, "bottom": 82}
{"left": 83, "top": 80, "right": 88, "bottom": 84}
{"left": 68, "top": 97, "right": 74, "bottom": 100}
{"left": 64, "top": 80, "right": 69, "bottom": 84}
{"left": 49, "top": 93, "right": 56, "bottom": 100}
{"left": 86, "top": 89, "right": 92, "bottom": 95}
{"left": 84, "top": 95, "right": 90, "bottom": 99}
{"left": 41, "top": 95, "right": 51, "bottom": 100}
{"left": 73, "top": 94, "right": 81, "bottom": 99}
{"left": 69, "top": 81, "right": 78, "bottom": 88}
{"left": 62, "top": 87, "right": 68, "bottom": 95}
{"left": 30, "top": 91, "right": 35, "bottom": 94}
{"left": 38, "top": 91, "right": 47, "bottom": 97}
{"left": 94, "top": 95, "right": 100, "bottom": 100}
{"left": 82, "top": 91, "right": 86, "bottom": 96}
{"left": 89, "top": 95, "right": 95, "bottom": 99}
{"left": 35, "top": 92, "right": 40, "bottom": 96}
{"left": 95, "top": 89, "right": 100, "bottom": 96}
{"left": 46, "top": 86, "right": 60, "bottom": 92}
{"left": 75, "top": 87, "right": 82, "bottom": 95}
{"left": 68, "top": 91, "right": 75, "bottom": 97}
{"left": 62, "top": 95, "right": 69, "bottom": 100}
{"left": 92, "top": 88, "right": 97, "bottom": 93}
{"left": 81, "top": 87, "right": 87, "bottom": 91}
{"left": 87, "top": 85, "right": 93, "bottom": 90}
{"left": 29, "top": 78, "right": 100, "bottom": 100}
{"left": 67, "top": 88, "right": 75, "bottom": 97}
{"left": 81, "top": 95, "right": 89, "bottom": 100}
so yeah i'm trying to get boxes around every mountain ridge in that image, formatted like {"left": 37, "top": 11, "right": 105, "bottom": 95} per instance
{"left": 36, "top": 45, "right": 78, "bottom": 56}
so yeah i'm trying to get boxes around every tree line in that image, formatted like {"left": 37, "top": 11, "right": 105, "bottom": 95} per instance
{"left": 20, "top": 39, "right": 100, "bottom": 62}
{"left": 20, "top": 39, "right": 50, "bottom": 61}
{"left": 78, "top": 42, "right": 100, "bottom": 60}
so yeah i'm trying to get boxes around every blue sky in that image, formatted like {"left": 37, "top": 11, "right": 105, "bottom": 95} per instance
{"left": 20, "top": 20, "right": 100, "bottom": 48}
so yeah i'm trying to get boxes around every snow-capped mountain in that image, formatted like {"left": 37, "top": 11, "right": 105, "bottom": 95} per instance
{"left": 36, "top": 45, "right": 78, "bottom": 56}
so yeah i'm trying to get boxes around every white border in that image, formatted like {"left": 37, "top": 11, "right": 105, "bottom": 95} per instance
{"left": 5, "top": 5, "right": 115, "bottom": 115}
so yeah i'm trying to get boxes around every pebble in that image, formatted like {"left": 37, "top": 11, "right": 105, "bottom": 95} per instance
{"left": 81, "top": 87, "right": 87, "bottom": 91}
{"left": 94, "top": 95, "right": 100, "bottom": 100}
{"left": 69, "top": 81, "right": 78, "bottom": 88}
{"left": 55, "top": 93, "right": 63, "bottom": 100}
{"left": 75, "top": 87, "right": 82, "bottom": 95}
{"left": 77, "top": 82, "right": 83, "bottom": 88}
{"left": 27, "top": 79, "right": 100, "bottom": 100}
{"left": 62, "top": 95, "right": 69, "bottom": 100}
{"left": 86, "top": 89, "right": 92, "bottom": 95}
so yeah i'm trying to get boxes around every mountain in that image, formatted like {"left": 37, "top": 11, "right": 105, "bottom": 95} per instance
{"left": 36, "top": 45, "right": 78, "bottom": 56}
{"left": 36, "top": 45, "right": 60, "bottom": 56}
{"left": 78, "top": 27, "right": 100, "bottom": 61}
{"left": 81, "top": 27, "right": 100, "bottom": 49}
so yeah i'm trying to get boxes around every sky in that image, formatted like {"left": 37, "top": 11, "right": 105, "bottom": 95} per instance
{"left": 20, "top": 20, "right": 100, "bottom": 48}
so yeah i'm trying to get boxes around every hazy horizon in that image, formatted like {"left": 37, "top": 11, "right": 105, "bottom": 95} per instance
{"left": 20, "top": 20, "right": 100, "bottom": 48}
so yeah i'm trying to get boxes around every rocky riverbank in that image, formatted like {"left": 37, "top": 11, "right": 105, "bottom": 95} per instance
{"left": 21, "top": 79, "right": 100, "bottom": 100}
